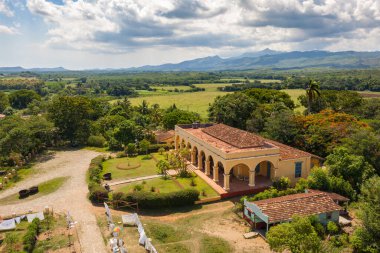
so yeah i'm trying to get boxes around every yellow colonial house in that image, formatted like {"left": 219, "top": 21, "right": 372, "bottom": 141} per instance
{"left": 175, "top": 123, "right": 320, "bottom": 197}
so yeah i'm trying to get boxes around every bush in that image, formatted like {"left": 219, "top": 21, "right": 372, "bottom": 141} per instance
{"left": 112, "top": 189, "right": 199, "bottom": 209}
{"left": 272, "top": 177, "right": 291, "bottom": 190}
{"left": 133, "top": 184, "right": 143, "bottom": 192}
{"left": 327, "top": 221, "right": 339, "bottom": 235}
{"left": 23, "top": 218, "right": 40, "bottom": 253}
{"left": 88, "top": 156, "right": 103, "bottom": 184}
{"left": 89, "top": 185, "right": 109, "bottom": 203}
{"left": 87, "top": 135, "right": 106, "bottom": 147}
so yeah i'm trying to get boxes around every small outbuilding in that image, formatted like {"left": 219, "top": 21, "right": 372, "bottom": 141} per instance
{"left": 243, "top": 191, "right": 342, "bottom": 233}
{"left": 154, "top": 130, "right": 175, "bottom": 145}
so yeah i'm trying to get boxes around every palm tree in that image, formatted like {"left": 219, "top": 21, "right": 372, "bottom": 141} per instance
{"left": 306, "top": 80, "right": 321, "bottom": 114}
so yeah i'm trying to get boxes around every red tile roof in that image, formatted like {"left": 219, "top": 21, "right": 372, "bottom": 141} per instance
{"left": 250, "top": 192, "right": 342, "bottom": 223}
{"left": 308, "top": 190, "right": 349, "bottom": 202}
{"left": 202, "top": 124, "right": 266, "bottom": 148}
{"left": 180, "top": 123, "right": 314, "bottom": 160}
{"left": 155, "top": 130, "right": 175, "bottom": 143}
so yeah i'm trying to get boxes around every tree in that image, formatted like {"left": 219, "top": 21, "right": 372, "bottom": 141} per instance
{"left": 162, "top": 109, "right": 200, "bottom": 129}
{"left": 208, "top": 93, "right": 256, "bottom": 129}
{"left": 112, "top": 120, "right": 143, "bottom": 147}
{"left": 9, "top": 89, "right": 41, "bottom": 109}
{"left": 48, "top": 96, "right": 94, "bottom": 145}
{"left": 0, "top": 91, "right": 9, "bottom": 112}
{"left": 139, "top": 139, "right": 150, "bottom": 155}
{"left": 342, "top": 129, "right": 380, "bottom": 175}
{"left": 156, "top": 160, "right": 170, "bottom": 178}
{"left": 305, "top": 80, "right": 321, "bottom": 114}
{"left": 126, "top": 143, "right": 137, "bottom": 156}
{"left": 267, "top": 215, "right": 322, "bottom": 253}
{"left": 352, "top": 176, "right": 380, "bottom": 252}
{"left": 263, "top": 110, "right": 300, "bottom": 145}
{"left": 244, "top": 88, "right": 295, "bottom": 110}
{"left": 326, "top": 147, "right": 375, "bottom": 191}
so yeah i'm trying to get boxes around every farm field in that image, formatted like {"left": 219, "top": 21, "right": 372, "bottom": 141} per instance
{"left": 129, "top": 85, "right": 307, "bottom": 118}
{"left": 129, "top": 83, "right": 232, "bottom": 118}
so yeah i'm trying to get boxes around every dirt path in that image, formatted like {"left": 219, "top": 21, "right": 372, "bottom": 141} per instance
{"left": 0, "top": 150, "right": 108, "bottom": 253}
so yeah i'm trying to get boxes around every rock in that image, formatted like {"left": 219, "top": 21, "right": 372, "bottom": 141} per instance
{"left": 243, "top": 232, "right": 259, "bottom": 239}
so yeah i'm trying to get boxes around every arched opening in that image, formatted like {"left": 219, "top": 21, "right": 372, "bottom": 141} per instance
{"left": 181, "top": 139, "right": 186, "bottom": 149}
{"left": 192, "top": 146, "right": 198, "bottom": 165}
{"left": 231, "top": 163, "right": 250, "bottom": 181}
{"left": 187, "top": 142, "right": 192, "bottom": 150}
{"left": 218, "top": 161, "right": 224, "bottom": 175}
{"left": 208, "top": 155, "right": 214, "bottom": 176}
{"left": 254, "top": 161, "right": 274, "bottom": 179}
{"left": 199, "top": 151, "right": 206, "bottom": 170}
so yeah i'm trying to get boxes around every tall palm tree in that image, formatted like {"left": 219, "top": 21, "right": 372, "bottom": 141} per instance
{"left": 306, "top": 80, "right": 321, "bottom": 114}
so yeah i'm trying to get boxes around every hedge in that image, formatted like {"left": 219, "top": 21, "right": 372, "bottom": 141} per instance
{"left": 23, "top": 218, "right": 40, "bottom": 253}
{"left": 112, "top": 189, "right": 199, "bottom": 209}
{"left": 87, "top": 155, "right": 109, "bottom": 203}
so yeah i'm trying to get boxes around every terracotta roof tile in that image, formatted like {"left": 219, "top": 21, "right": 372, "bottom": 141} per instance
{"left": 155, "top": 130, "right": 175, "bottom": 142}
{"left": 180, "top": 124, "right": 314, "bottom": 160}
{"left": 202, "top": 124, "right": 266, "bottom": 148}
{"left": 251, "top": 192, "right": 342, "bottom": 223}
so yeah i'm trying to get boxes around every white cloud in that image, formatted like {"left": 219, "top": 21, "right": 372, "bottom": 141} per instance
{"left": 0, "top": 23, "right": 17, "bottom": 34}
{"left": 0, "top": 0, "right": 14, "bottom": 17}
{"left": 20, "top": 0, "right": 380, "bottom": 55}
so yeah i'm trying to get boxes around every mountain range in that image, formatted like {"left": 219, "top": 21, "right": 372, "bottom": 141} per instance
{"left": 1, "top": 49, "right": 380, "bottom": 73}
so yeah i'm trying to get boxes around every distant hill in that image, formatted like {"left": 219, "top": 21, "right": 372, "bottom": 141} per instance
{"left": 0, "top": 66, "right": 68, "bottom": 73}
{"left": 127, "top": 50, "right": 380, "bottom": 72}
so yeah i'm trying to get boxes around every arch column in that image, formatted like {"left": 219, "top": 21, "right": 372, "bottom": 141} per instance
{"left": 213, "top": 165, "right": 219, "bottom": 182}
{"left": 205, "top": 159, "right": 211, "bottom": 176}
{"left": 198, "top": 151, "right": 202, "bottom": 169}
{"left": 249, "top": 169, "right": 255, "bottom": 187}
{"left": 223, "top": 174, "right": 230, "bottom": 191}
{"left": 190, "top": 150, "right": 195, "bottom": 164}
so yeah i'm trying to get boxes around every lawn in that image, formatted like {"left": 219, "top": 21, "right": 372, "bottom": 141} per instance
{"left": 102, "top": 154, "right": 162, "bottom": 180}
{"left": 114, "top": 177, "right": 180, "bottom": 194}
{"left": 0, "top": 176, "right": 69, "bottom": 205}
{"left": 114, "top": 173, "right": 219, "bottom": 199}
{"left": 176, "top": 176, "right": 219, "bottom": 198}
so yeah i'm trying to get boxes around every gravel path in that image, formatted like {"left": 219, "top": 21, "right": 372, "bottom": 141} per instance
{"left": 0, "top": 150, "right": 108, "bottom": 253}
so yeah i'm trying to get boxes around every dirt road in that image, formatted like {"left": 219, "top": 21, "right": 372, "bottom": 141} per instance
{"left": 0, "top": 150, "right": 108, "bottom": 253}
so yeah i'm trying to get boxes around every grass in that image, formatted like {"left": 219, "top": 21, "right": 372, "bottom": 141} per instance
{"left": 200, "top": 235, "right": 233, "bottom": 253}
{"left": 114, "top": 177, "right": 180, "bottom": 194}
{"left": 0, "top": 176, "right": 69, "bottom": 205}
{"left": 176, "top": 176, "right": 219, "bottom": 198}
{"left": 102, "top": 154, "right": 161, "bottom": 180}
{"left": 82, "top": 146, "right": 109, "bottom": 153}
{"left": 0, "top": 214, "right": 72, "bottom": 253}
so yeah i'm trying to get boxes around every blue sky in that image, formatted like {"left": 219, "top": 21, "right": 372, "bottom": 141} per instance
{"left": 1, "top": 0, "right": 380, "bottom": 70}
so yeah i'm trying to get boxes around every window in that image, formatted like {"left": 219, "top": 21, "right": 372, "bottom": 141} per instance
{"left": 326, "top": 212, "right": 332, "bottom": 220}
{"left": 295, "top": 162, "right": 302, "bottom": 178}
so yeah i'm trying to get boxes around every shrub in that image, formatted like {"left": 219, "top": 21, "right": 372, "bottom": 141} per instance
{"left": 327, "top": 221, "right": 339, "bottom": 235}
{"left": 23, "top": 218, "right": 40, "bottom": 253}
{"left": 89, "top": 185, "right": 109, "bottom": 203}
{"left": 113, "top": 189, "right": 199, "bottom": 209}
{"left": 133, "top": 184, "right": 144, "bottom": 192}
{"left": 190, "top": 178, "right": 196, "bottom": 187}
{"left": 87, "top": 135, "right": 106, "bottom": 147}
{"left": 88, "top": 156, "right": 103, "bottom": 184}
{"left": 272, "top": 177, "right": 291, "bottom": 190}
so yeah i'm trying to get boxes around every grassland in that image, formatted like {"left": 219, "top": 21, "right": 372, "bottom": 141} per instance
{"left": 0, "top": 176, "right": 69, "bottom": 205}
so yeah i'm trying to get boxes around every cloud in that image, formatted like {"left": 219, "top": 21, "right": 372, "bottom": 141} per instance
{"left": 0, "top": 23, "right": 17, "bottom": 34}
{"left": 25, "top": 0, "right": 380, "bottom": 53}
{"left": 0, "top": 0, "right": 14, "bottom": 16}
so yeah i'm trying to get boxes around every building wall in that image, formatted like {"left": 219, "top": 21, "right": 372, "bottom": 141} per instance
{"left": 276, "top": 157, "right": 312, "bottom": 185}
{"left": 318, "top": 211, "right": 340, "bottom": 225}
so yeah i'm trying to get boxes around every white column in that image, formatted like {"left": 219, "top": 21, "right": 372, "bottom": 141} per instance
{"left": 249, "top": 170, "right": 255, "bottom": 187}
{"left": 213, "top": 165, "right": 219, "bottom": 182}
{"left": 224, "top": 174, "right": 230, "bottom": 191}
{"left": 205, "top": 159, "right": 211, "bottom": 176}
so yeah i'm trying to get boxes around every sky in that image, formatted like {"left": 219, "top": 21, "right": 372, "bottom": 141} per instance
{"left": 0, "top": 0, "right": 380, "bottom": 70}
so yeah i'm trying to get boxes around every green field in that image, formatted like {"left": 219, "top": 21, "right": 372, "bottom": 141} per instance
{"left": 129, "top": 84, "right": 306, "bottom": 118}
{"left": 102, "top": 154, "right": 161, "bottom": 180}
